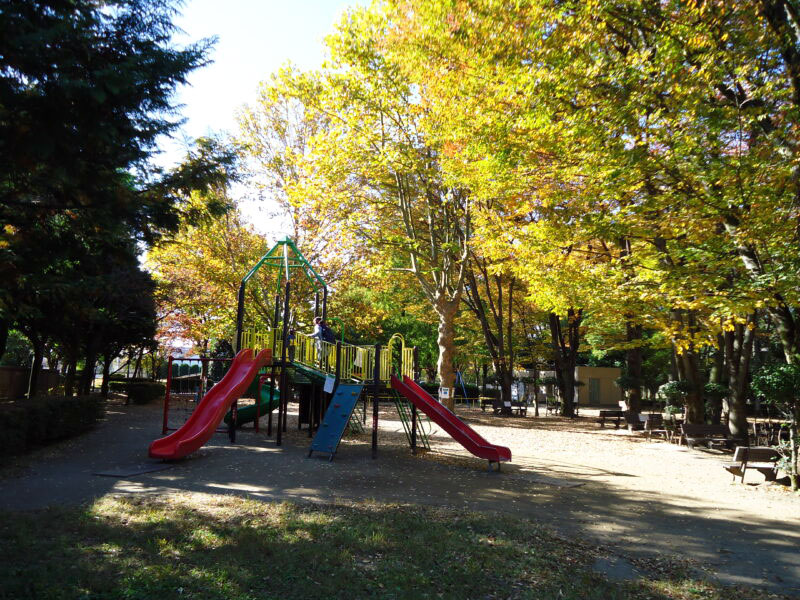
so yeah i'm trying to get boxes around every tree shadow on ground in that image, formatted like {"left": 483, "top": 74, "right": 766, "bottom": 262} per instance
{"left": 1, "top": 400, "right": 798, "bottom": 597}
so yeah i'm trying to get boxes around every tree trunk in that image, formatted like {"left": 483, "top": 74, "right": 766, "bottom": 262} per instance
{"left": 80, "top": 340, "right": 98, "bottom": 395}
{"left": 790, "top": 407, "right": 799, "bottom": 492}
{"left": 463, "top": 265, "right": 516, "bottom": 408}
{"left": 101, "top": 357, "right": 112, "bottom": 398}
{"left": 27, "top": 338, "right": 44, "bottom": 398}
{"left": 723, "top": 218, "right": 800, "bottom": 365}
{"left": 549, "top": 310, "right": 581, "bottom": 418}
{"left": 726, "top": 315, "right": 756, "bottom": 443}
{"left": 63, "top": 355, "right": 77, "bottom": 397}
{"left": 625, "top": 321, "right": 643, "bottom": 415}
{"left": 708, "top": 333, "right": 726, "bottom": 424}
{"left": 132, "top": 345, "right": 145, "bottom": 379}
{"left": 669, "top": 344, "right": 679, "bottom": 382}
{"left": 678, "top": 349, "right": 705, "bottom": 424}
{"left": 435, "top": 297, "right": 458, "bottom": 411}
{"left": 0, "top": 318, "right": 8, "bottom": 363}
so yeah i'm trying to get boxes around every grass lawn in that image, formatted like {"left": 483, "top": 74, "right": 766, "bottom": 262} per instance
{"left": 0, "top": 494, "right": 788, "bottom": 600}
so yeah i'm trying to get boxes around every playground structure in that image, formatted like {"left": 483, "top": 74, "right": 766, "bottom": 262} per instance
{"left": 149, "top": 238, "right": 511, "bottom": 468}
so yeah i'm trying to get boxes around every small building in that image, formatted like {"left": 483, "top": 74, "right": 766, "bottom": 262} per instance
{"left": 536, "top": 366, "right": 624, "bottom": 407}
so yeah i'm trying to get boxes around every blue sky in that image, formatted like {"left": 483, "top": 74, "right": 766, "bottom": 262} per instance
{"left": 162, "top": 0, "right": 367, "bottom": 166}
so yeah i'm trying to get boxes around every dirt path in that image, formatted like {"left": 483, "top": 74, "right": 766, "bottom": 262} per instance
{"left": 1, "top": 399, "right": 798, "bottom": 595}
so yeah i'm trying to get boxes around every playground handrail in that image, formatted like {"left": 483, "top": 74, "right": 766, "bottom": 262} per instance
{"left": 239, "top": 326, "right": 413, "bottom": 383}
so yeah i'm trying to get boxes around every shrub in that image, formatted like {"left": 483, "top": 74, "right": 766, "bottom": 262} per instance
{"left": 109, "top": 380, "right": 164, "bottom": 404}
{"left": 0, "top": 395, "right": 105, "bottom": 457}
{"left": 125, "top": 382, "right": 165, "bottom": 404}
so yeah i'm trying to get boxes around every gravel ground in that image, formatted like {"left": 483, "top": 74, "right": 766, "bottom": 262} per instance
{"left": 1, "top": 397, "right": 798, "bottom": 594}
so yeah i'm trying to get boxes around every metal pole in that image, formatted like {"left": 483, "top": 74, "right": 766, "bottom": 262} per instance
{"left": 372, "top": 344, "right": 381, "bottom": 459}
{"left": 235, "top": 281, "right": 246, "bottom": 352}
{"left": 322, "top": 286, "right": 328, "bottom": 322}
{"left": 162, "top": 355, "right": 173, "bottom": 435}
{"left": 277, "top": 280, "right": 291, "bottom": 444}
{"left": 335, "top": 341, "right": 341, "bottom": 383}
{"left": 256, "top": 375, "right": 263, "bottom": 434}
{"left": 411, "top": 404, "right": 417, "bottom": 454}
{"left": 201, "top": 357, "right": 208, "bottom": 398}
{"left": 267, "top": 365, "right": 276, "bottom": 437}
{"left": 309, "top": 381, "right": 316, "bottom": 438}
{"left": 314, "top": 291, "right": 320, "bottom": 318}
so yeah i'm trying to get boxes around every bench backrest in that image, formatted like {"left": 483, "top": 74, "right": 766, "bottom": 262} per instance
{"left": 681, "top": 424, "right": 729, "bottom": 437}
{"left": 644, "top": 415, "right": 663, "bottom": 428}
{"left": 599, "top": 410, "right": 623, "bottom": 417}
{"left": 745, "top": 447, "right": 780, "bottom": 463}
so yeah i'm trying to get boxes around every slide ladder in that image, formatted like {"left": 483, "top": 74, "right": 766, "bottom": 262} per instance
{"left": 391, "top": 375, "right": 511, "bottom": 470}
{"left": 308, "top": 383, "right": 364, "bottom": 461}
{"left": 392, "top": 389, "right": 432, "bottom": 451}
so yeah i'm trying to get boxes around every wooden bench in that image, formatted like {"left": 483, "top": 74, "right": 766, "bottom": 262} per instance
{"left": 545, "top": 399, "right": 560, "bottom": 416}
{"left": 680, "top": 423, "right": 741, "bottom": 450}
{"left": 596, "top": 409, "right": 624, "bottom": 429}
{"left": 723, "top": 446, "right": 780, "bottom": 483}
{"left": 644, "top": 414, "right": 671, "bottom": 441}
{"left": 480, "top": 396, "right": 497, "bottom": 412}
{"left": 488, "top": 399, "right": 527, "bottom": 417}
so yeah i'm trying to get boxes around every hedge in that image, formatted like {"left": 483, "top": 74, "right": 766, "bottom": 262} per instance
{"left": 108, "top": 380, "right": 165, "bottom": 404}
{"left": 0, "top": 395, "right": 105, "bottom": 457}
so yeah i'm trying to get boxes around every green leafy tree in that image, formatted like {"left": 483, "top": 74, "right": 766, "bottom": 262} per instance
{"left": 0, "top": 1, "right": 233, "bottom": 393}
{"left": 752, "top": 363, "right": 800, "bottom": 491}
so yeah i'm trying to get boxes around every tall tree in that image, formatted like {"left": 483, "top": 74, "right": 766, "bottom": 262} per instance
{"left": 257, "top": 10, "right": 471, "bottom": 408}
{"left": 0, "top": 1, "right": 233, "bottom": 392}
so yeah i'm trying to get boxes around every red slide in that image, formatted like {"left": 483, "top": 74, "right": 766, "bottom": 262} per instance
{"left": 149, "top": 348, "right": 272, "bottom": 460}
{"left": 391, "top": 375, "right": 511, "bottom": 466}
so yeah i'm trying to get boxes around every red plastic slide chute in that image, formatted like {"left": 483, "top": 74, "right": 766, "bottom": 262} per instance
{"left": 149, "top": 348, "right": 271, "bottom": 460}
{"left": 391, "top": 375, "right": 511, "bottom": 467}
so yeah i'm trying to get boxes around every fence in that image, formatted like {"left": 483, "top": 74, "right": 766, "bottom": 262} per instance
{"left": 239, "top": 327, "right": 414, "bottom": 383}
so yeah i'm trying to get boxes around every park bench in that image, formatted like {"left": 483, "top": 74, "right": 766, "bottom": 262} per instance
{"left": 487, "top": 399, "right": 527, "bottom": 417}
{"left": 480, "top": 396, "right": 496, "bottom": 411}
{"left": 680, "top": 423, "right": 742, "bottom": 450}
{"left": 596, "top": 409, "right": 624, "bottom": 429}
{"left": 644, "top": 414, "right": 671, "bottom": 442}
{"left": 723, "top": 446, "right": 780, "bottom": 483}
{"left": 545, "top": 398, "right": 560, "bottom": 416}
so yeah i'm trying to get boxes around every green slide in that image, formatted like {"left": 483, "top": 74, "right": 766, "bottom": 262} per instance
{"left": 223, "top": 373, "right": 280, "bottom": 427}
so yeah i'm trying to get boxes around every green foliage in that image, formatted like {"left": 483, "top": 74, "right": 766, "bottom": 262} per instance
{"left": 109, "top": 381, "right": 165, "bottom": 405}
{"left": 0, "top": 330, "right": 31, "bottom": 367}
{"left": 703, "top": 383, "right": 729, "bottom": 402}
{"left": 0, "top": 0, "right": 236, "bottom": 393}
{"left": 752, "top": 364, "right": 800, "bottom": 409}
{"left": 658, "top": 381, "right": 692, "bottom": 406}
{"left": 615, "top": 374, "right": 639, "bottom": 392}
{"left": 0, "top": 395, "right": 105, "bottom": 457}
{"left": 752, "top": 363, "right": 800, "bottom": 490}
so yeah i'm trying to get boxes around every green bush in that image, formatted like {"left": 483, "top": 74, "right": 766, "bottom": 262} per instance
{"left": 0, "top": 395, "right": 105, "bottom": 457}
{"left": 108, "top": 379, "right": 165, "bottom": 404}
{"left": 125, "top": 381, "right": 165, "bottom": 404}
